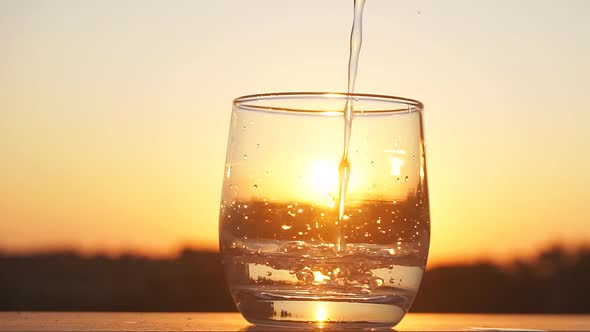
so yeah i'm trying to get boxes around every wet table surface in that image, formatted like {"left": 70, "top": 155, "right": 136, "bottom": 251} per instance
{"left": 1, "top": 312, "right": 589, "bottom": 331}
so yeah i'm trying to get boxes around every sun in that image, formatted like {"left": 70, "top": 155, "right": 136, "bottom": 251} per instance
{"left": 307, "top": 160, "right": 339, "bottom": 198}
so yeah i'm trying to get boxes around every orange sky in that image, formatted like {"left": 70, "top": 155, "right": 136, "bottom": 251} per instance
{"left": 0, "top": 0, "right": 589, "bottom": 266}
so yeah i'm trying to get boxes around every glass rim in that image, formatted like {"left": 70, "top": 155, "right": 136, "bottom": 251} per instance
{"left": 233, "top": 92, "right": 424, "bottom": 115}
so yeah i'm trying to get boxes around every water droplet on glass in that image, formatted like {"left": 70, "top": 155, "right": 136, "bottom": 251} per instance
{"left": 370, "top": 161, "right": 374, "bottom": 166}
{"left": 297, "top": 208, "right": 303, "bottom": 213}
{"left": 256, "top": 143, "right": 260, "bottom": 148}
{"left": 252, "top": 184, "right": 258, "bottom": 190}
{"left": 242, "top": 125, "right": 246, "bottom": 132}
{"left": 243, "top": 154, "right": 248, "bottom": 160}
{"left": 265, "top": 271, "right": 272, "bottom": 277}
{"left": 396, "top": 177, "right": 400, "bottom": 183}
{"left": 389, "top": 277, "right": 396, "bottom": 284}
{"left": 376, "top": 218, "right": 381, "bottom": 224}
{"left": 405, "top": 176, "right": 409, "bottom": 182}
{"left": 281, "top": 224, "right": 292, "bottom": 230}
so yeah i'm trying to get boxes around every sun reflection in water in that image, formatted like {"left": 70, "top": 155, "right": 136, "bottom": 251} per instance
{"left": 315, "top": 302, "right": 328, "bottom": 326}
{"left": 313, "top": 270, "right": 330, "bottom": 283}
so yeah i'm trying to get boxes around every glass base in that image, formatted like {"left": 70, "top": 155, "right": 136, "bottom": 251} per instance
{"left": 235, "top": 289, "right": 408, "bottom": 330}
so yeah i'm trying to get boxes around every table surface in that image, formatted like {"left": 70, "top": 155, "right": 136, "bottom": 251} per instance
{"left": 1, "top": 312, "right": 589, "bottom": 331}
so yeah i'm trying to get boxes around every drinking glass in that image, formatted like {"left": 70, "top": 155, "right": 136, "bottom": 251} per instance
{"left": 219, "top": 92, "right": 430, "bottom": 329}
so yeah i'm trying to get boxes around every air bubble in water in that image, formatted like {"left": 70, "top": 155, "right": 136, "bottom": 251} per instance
{"left": 280, "top": 241, "right": 306, "bottom": 253}
{"left": 334, "top": 267, "right": 349, "bottom": 278}
{"left": 360, "top": 284, "right": 371, "bottom": 293}
{"left": 369, "top": 277, "right": 384, "bottom": 288}
{"left": 296, "top": 268, "right": 314, "bottom": 284}
{"left": 327, "top": 193, "right": 336, "bottom": 208}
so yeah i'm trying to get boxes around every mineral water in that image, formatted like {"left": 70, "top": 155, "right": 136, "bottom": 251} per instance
{"left": 220, "top": 0, "right": 429, "bottom": 327}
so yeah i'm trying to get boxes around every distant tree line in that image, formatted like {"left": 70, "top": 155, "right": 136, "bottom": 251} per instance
{"left": 1, "top": 246, "right": 589, "bottom": 312}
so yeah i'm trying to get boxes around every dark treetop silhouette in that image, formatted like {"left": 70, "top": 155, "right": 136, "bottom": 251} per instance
{"left": 1, "top": 246, "right": 589, "bottom": 313}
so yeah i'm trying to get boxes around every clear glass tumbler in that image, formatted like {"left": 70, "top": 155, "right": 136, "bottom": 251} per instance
{"left": 219, "top": 92, "right": 430, "bottom": 329}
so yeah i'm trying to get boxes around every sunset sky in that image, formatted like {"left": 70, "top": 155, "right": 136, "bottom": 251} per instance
{"left": 1, "top": 0, "right": 589, "bottom": 266}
